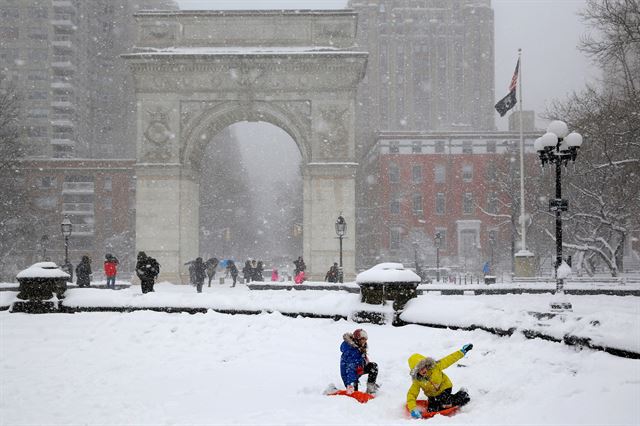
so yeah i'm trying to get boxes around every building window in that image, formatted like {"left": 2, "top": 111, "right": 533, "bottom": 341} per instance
{"left": 487, "top": 140, "right": 497, "bottom": 153}
{"left": 435, "top": 140, "right": 445, "bottom": 153}
{"left": 435, "top": 193, "right": 445, "bottom": 215}
{"left": 463, "top": 193, "right": 474, "bottom": 214}
{"left": 412, "top": 141, "right": 422, "bottom": 153}
{"left": 412, "top": 195, "right": 423, "bottom": 214}
{"left": 0, "top": 27, "right": 19, "bottom": 41}
{"left": 412, "top": 165, "right": 422, "bottom": 183}
{"left": 390, "top": 228, "right": 401, "bottom": 250}
{"left": 487, "top": 192, "right": 498, "bottom": 214}
{"left": 104, "top": 197, "right": 112, "bottom": 210}
{"left": 388, "top": 164, "right": 400, "bottom": 183}
{"left": 462, "top": 140, "right": 473, "bottom": 154}
{"left": 390, "top": 198, "right": 400, "bottom": 214}
{"left": 486, "top": 163, "right": 497, "bottom": 180}
{"left": 38, "top": 176, "right": 57, "bottom": 189}
{"left": 435, "top": 164, "right": 446, "bottom": 183}
{"left": 462, "top": 164, "right": 473, "bottom": 182}
{"left": 389, "top": 141, "right": 400, "bottom": 153}
{"left": 104, "top": 177, "right": 112, "bottom": 191}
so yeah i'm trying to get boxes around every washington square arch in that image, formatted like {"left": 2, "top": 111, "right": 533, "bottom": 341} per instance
{"left": 123, "top": 10, "right": 367, "bottom": 283}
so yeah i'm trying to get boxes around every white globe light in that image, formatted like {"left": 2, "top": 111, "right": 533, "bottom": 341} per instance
{"left": 534, "top": 137, "right": 545, "bottom": 151}
{"left": 565, "top": 132, "right": 583, "bottom": 147}
{"left": 540, "top": 132, "right": 558, "bottom": 148}
{"left": 547, "top": 120, "right": 569, "bottom": 138}
{"left": 557, "top": 139, "right": 569, "bottom": 153}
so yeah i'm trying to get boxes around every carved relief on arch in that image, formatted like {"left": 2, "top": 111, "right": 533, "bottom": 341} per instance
{"left": 141, "top": 106, "right": 176, "bottom": 163}
{"left": 316, "top": 105, "right": 349, "bottom": 160}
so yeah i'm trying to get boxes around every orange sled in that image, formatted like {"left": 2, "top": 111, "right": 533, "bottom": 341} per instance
{"left": 406, "top": 400, "right": 460, "bottom": 419}
{"left": 327, "top": 389, "right": 375, "bottom": 404}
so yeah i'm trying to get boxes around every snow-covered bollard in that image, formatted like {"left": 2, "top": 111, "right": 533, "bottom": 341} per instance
{"left": 356, "top": 263, "right": 421, "bottom": 311}
{"left": 13, "top": 262, "right": 70, "bottom": 313}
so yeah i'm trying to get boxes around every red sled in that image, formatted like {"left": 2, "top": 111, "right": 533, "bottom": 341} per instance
{"left": 406, "top": 400, "right": 460, "bottom": 419}
{"left": 327, "top": 389, "right": 375, "bottom": 404}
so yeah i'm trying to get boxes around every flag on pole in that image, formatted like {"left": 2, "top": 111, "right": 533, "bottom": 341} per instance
{"left": 495, "top": 58, "right": 520, "bottom": 117}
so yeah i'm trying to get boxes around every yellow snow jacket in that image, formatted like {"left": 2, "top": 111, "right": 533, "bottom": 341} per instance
{"left": 406, "top": 351, "right": 464, "bottom": 411}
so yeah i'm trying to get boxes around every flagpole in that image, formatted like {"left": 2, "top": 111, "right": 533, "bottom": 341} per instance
{"left": 517, "top": 48, "right": 527, "bottom": 252}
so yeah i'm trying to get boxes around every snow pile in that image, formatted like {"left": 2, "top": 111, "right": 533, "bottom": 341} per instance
{"left": 356, "top": 263, "right": 421, "bottom": 284}
{"left": 557, "top": 261, "right": 573, "bottom": 279}
{"left": 15, "top": 262, "right": 70, "bottom": 279}
{"left": 1, "top": 310, "right": 638, "bottom": 425}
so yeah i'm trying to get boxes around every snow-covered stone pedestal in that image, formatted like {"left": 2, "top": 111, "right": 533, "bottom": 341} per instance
{"left": 355, "top": 263, "right": 421, "bottom": 317}
{"left": 514, "top": 249, "right": 536, "bottom": 278}
{"left": 13, "top": 262, "right": 70, "bottom": 313}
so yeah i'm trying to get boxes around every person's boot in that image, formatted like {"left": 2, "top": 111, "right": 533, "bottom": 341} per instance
{"left": 366, "top": 383, "right": 379, "bottom": 395}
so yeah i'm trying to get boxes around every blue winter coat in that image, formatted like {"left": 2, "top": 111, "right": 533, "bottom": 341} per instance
{"left": 340, "top": 340, "right": 366, "bottom": 387}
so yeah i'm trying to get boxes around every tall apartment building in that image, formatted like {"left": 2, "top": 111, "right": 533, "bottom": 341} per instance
{"left": 348, "top": 0, "right": 495, "bottom": 157}
{"left": 0, "top": 0, "right": 177, "bottom": 159}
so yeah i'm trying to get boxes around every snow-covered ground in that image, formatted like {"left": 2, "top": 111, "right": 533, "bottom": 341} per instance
{"left": 1, "top": 281, "right": 639, "bottom": 425}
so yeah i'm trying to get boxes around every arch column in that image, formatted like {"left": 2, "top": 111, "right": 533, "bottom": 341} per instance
{"left": 303, "top": 163, "right": 357, "bottom": 281}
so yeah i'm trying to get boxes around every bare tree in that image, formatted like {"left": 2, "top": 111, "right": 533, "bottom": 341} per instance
{"left": 545, "top": 0, "right": 640, "bottom": 275}
{"left": 0, "top": 74, "right": 34, "bottom": 279}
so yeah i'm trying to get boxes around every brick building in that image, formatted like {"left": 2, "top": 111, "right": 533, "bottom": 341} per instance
{"left": 358, "top": 129, "right": 542, "bottom": 276}
{"left": 17, "top": 159, "right": 136, "bottom": 276}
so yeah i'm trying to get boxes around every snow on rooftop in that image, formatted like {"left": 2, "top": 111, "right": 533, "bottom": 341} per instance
{"left": 356, "top": 262, "right": 421, "bottom": 284}
{"left": 16, "top": 262, "right": 70, "bottom": 279}
{"left": 130, "top": 46, "right": 350, "bottom": 55}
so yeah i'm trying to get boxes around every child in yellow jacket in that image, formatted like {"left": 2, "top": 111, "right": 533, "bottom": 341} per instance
{"left": 406, "top": 344, "right": 473, "bottom": 419}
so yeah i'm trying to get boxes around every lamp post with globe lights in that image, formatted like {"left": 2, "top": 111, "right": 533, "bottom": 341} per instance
{"left": 434, "top": 232, "right": 442, "bottom": 283}
{"left": 534, "top": 120, "right": 583, "bottom": 311}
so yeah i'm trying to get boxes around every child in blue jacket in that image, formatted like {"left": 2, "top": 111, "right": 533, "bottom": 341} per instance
{"left": 340, "top": 329, "right": 379, "bottom": 395}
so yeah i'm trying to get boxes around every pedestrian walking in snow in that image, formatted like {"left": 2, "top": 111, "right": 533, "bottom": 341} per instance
{"left": 227, "top": 260, "right": 239, "bottom": 287}
{"left": 75, "top": 255, "right": 92, "bottom": 287}
{"left": 136, "top": 251, "right": 160, "bottom": 294}
{"left": 205, "top": 257, "right": 218, "bottom": 287}
{"left": 255, "top": 260, "right": 264, "bottom": 282}
{"left": 406, "top": 345, "right": 473, "bottom": 418}
{"left": 271, "top": 268, "right": 279, "bottom": 282}
{"left": 340, "top": 329, "right": 379, "bottom": 395}
{"left": 104, "top": 253, "right": 118, "bottom": 289}
{"left": 293, "top": 256, "right": 306, "bottom": 276}
{"left": 325, "top": 262, "right": 339, "bottom": 283}
{"left": 243, "top": 260, "right": 253, "bottom": 283}
{"left": 192, "top": 257, "right": 207, "bottom": 293}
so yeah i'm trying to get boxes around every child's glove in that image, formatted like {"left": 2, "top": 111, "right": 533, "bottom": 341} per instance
{"left": 461, "top": 343, "right": 473, "bottom": 355}
{"left": 410, "top": 409, "right": 422, "bottom": 419}
{"left": 346, "top": 385, "right": 355, "bottom": 395}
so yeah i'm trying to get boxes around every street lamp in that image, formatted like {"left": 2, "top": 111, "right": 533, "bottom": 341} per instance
{"left": 60, "top": 216, "right": 73, "bottom": 281}
{"left": 434, "top": 232, "right": 442, "bottom": 283}
{"left": 40, "top": 234, "right": 49, "bottom": 260}
{"left": 335, "top": 214, "right": 346, "bottom": 283}
{"left": 534, "top": 120, "right": 583, "bottom": 311}
{"left": 412, "top": 241, "right": 422, "bottom": 281}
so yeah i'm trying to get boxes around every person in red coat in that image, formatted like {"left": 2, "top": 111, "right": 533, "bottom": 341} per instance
{"left": 104, "top": 254, "right": 119, "bottom": 289}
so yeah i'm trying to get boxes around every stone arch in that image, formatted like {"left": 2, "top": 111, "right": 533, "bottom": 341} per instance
{"left": 181, "top": 100, "right": 312, "bottom": 172}
{"left": 124, "top": 10, "right": 367, "bottom": 283}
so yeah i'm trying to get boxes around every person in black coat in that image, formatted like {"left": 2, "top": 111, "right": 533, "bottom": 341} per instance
{"left": 75, "top": 255, "right": 92, "bottom": 287}
{"left": 243, "top": 260, "right": 253, "bottom": 283}
{"left": 192, "top": 257, "right": 207, "bottom": 293}
{"left": 325, "top": 262, "right": 340, "bottom": 283}
{"left": 293, "top": 256, "right": 306, "bottom": 276}
{"left": 136, "top": 251, "right": 160, "bottom": 294}
{"left": 227, "top": 260, "right": 239, "bottom": 287}
{"left": 206, "top": 258, "right": 218, "bottom": 287}
{"left": 255, "top": 260, "right": 264, "bottom": 282}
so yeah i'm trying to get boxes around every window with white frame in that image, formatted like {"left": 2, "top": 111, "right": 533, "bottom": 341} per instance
{"left": 435, "top": 192, "right": 445, "bottom": 215}
{"left": 462, "top": 140, "right": 473, "bottom": 154}
{"left": 463, "top": 192, "right": 474, "bottom": 214}
{"left": 412, "top": 194, "right": 423, "bottom": 214}
{"left": 412, "top": 165, "right": 422, "bottom": 183}
{"left": 435, "top": 164, "right": 446, "bottom": 183}
{"left": 389, "top": 164, "right": 400, "bottom": 183}
{"left": 462, "top": 164, "right": 473, "bottom": 182}
{"left": 390, "top": 227, "right": 402, "bottom": 250}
